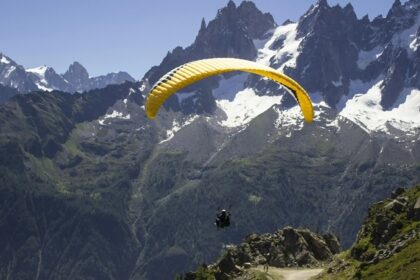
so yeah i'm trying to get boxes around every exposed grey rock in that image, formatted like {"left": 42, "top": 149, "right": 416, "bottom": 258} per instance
{"left": 369, "top": 230, "right": 418, "bottom": 264}
{"left": 89, "top": 71, "right": 135, "bottom": 91}
{"left": 323, "top": 233, "right": 341, "bottom": 254}
{"left": 63, "top": 61, "right": 90, "bottom": 92}
{"left": 384, "top": 199, "right": 406, "bottom": 214}
{"left": 391, "top": 187, "right": 405, "bottom": 198}
{"left": 184, "top": 227, "right": 339, "bottom": 279}
{"left": 372, "top": 214, "right": 403, "bottom": 246}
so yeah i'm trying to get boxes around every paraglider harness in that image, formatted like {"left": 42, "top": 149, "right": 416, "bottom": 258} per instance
{"left": 215, "top": 207, "right": 231, "bottom": 229}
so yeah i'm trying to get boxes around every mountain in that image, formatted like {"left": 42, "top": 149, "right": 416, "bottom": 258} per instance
{"left": 0, "top": 53, "right": 38, "bottom": 93}
{"left": 26, "top": 65, "right": 72, "bottom": 92}
{"left": 0, "top": 1, "right": 419, "bottom": 280}
{"left": 0, "top": 53, "right": 135, "bottom": 96}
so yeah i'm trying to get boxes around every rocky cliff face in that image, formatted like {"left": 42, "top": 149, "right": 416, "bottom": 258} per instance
{"left": 63, "top": 62, "right": 91, "bottom": 92}
{"left": 142, "top": 0, "right": 276, "bottom": 115}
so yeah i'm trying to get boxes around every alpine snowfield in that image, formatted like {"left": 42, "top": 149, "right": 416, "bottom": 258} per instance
{"left": 26, "top": 66, "right": 54, "bottom": 91}
{"left": 340, "top": 81, "right": 420, "bottom": 135}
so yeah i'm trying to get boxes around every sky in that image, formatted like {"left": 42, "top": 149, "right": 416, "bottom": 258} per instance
{"left": 0, "top": 0, "right": 404, "bottom": 79}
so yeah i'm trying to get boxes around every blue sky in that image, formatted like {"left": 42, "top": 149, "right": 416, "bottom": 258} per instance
{"left": 0, "top": 0, "right": 403, "bottom": 79}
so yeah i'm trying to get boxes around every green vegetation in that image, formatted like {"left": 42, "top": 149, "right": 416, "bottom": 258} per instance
{"left": 361, "top": 239, "right": 420, "bottom": 280}
{"left": 194, "top": 267, "right": 217, "bottom": 280}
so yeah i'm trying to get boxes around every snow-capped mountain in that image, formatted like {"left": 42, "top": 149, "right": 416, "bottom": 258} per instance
{"left": 0, "top": 53, "right": 135, "bottom": 95}
{"left": 1, "top": 1, "right": 419, "bottom": 280}
{"left": 26, "top": 65, "right": 71, "bottom": 92}
{"left": 140, "top": 0, "right": 420, "bottom": 140}
{"left": 0, "top": 53, "right": 38, "bottom": 93}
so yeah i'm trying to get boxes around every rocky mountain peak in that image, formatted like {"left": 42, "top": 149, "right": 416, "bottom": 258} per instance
{"left": 297, "top": 0, "right": 357, "bottom": 39}
{"left": 387, "top": 0, "right": 403, "bottom": 17}
{"left": 343, "top": 2, "right": 357, "bottom": 18}
{"left": 209, "top": 0, "right": 275, "bottom": 40}
{"left": 0, "top": 53, "right": 15, "bottom": 65}
{"left": 226, "top": 0, "right": 236, "bottom": 10}
{"left": 63, "top": 61, "right": 90, "bottom": 91}
{"left": 65, "top": 61, "right": 89, "bottom": 79}
{"left": 198, "top": 18, "right": 206, "bottom": 35}
{"left": 236, "top": 0, "right": 276, "bottom": 39}
{"left": 145, "top": 1, "right": 275, "bottom": 87}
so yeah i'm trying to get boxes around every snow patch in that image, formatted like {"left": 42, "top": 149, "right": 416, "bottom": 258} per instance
{"left": 0, "top": 56, "right": 10, "bottom": 64}
{"left": 340, "top": 80, "right": 420, "bottom": 134}
{"left": 257, "top": 22, "right": 302, "bottom": 71}
{"left": 252, "top": 28, "right": 275, "bottom": 50}
{"left": 212, "top": 73, "right": 248, "bottom": 101}
{"left": 26, "top": 66, "right": 48, "bottom": 78}
{"left": 35, "top": 82, "right": 53, "bottom": 92}
{"left": 409, "top": 37, "right": 419, "bottom": 51}
{"left": 129, "top": 88, "right": 136, "bottom": 96}
{"left": 274, "top": 105, "right": 304, "bottom": 135}
{"left": 357, "top": 46, "right": 384, "bottom": 70}
{"left": 5, "top": 66, "right": 16, "bottom": 78}
{"left": 217, "top": 88, "right": 281, "bottom": 127}
{"left": 98, "top": 110, "right": 131, "bottom": 125}
{"left": 160, "top": 115, "right": 198, "bottom": 144}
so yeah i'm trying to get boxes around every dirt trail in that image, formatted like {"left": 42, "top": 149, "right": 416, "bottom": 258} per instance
{"left": 252, "top": 266, "right": 323, "bottom": 280}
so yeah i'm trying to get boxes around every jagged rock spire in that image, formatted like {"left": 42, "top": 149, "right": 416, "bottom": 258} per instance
{"left": 387, "top": 0, "right": 404, "bottom": 18}
{"left": 227, "top": 0, "right": 236, "bottom": 9}
{"left": 317, "top": 0, "right": 329, "bottom": 8}
{"left": 199, "top": 18, "right": 206, "bottom": 33}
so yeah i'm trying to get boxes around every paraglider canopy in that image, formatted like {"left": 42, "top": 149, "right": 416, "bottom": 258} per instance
{"left": 145, "top": 58, "right": 314, "bottom": 123}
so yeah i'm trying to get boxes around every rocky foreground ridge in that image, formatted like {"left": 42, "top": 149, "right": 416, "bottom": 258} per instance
{"left": 315, "top": 185, "right": 420, "bottom": 279}
{"left": 183, "top": 185, "right": 420, "bottom": 279}
{"left": 182, "top": 227, "right": 340, "bottom": 279}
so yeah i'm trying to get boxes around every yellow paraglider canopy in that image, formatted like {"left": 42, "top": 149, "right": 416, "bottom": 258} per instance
{"left": 145, "top": 58, "right": 314, "bottom": 123}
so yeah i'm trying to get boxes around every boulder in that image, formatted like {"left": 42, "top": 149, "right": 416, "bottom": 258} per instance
{"left": 385, "top": 199, "right": 406, "bottom": 214}
{"left": 391, "top": 187, "right": 405, "bottom": 198}
{"left": 218, "top": 253, "right": 236, "bottom": 274}
{"left": 242, "top": 262, "right": 252, "bottom": 269}
{"left": 299, "top": 230, "right": 332, "bottom": 261}
{"left": 323, "top": 233, "right": 341, "bottom": 254}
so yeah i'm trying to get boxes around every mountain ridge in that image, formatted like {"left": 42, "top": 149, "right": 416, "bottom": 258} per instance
{"left": 0, "top": 52, "right": 135, "bottom": 97}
